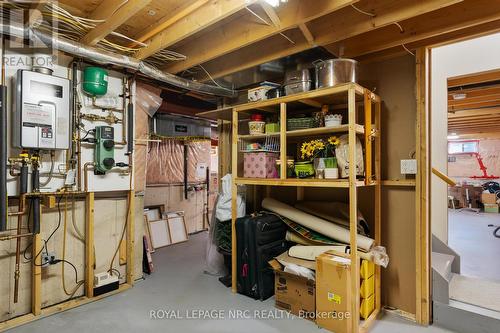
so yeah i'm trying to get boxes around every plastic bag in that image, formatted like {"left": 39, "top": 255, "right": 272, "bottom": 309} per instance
{"left": 335, "top": 134, "right": 364, "bottom": 178}
{"left": 136, "top": 83, "right": 162, "bottom": 117}
{"left": 215, "top": 174, "right": 245, "bottom": 221}
{"left": 204, "top": 195, "right": 227, "bottom": 276}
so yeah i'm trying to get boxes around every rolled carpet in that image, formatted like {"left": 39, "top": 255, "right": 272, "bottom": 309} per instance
{"left": 262, "top": 197, "right": 374, "bottom": 251}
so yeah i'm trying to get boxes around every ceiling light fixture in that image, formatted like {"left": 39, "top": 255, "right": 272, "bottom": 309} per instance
{"left": 262, "top": 0, "right": 287, "bottom": 7}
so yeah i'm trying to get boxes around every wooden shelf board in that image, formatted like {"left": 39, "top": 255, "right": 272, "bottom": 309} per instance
{"left": 381, "top": 179, "right": 416, "bottom": 187}
{"left": 234, "top": 177, "right": 371, "bottom": 187}
{"left": 238, "top": 124, "right": 365, "bottom": 140}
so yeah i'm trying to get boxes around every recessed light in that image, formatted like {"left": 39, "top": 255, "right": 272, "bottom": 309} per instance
{"left": 148, "top": 9, "right": 156, "bottom": 16}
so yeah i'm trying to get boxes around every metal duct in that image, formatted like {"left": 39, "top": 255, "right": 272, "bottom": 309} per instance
{"left": 0, "top": 22, "right": 235, "bottom": 97}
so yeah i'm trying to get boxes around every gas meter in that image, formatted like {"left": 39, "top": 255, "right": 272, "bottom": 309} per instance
{"left": 13, "top": 69, "right": 71, "bottom": 150}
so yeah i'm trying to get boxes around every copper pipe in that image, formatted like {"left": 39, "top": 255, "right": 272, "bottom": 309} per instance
{"left": 8, "top": 208, "right": 27, "bottom": 216}
{"left": 83, "top": 162, "right": 95, "bottom": 192}
{"left": 0, "top": 232, "right": 32, "bottom": 241}
{"left": 13, "top": 194, "right": 25, "bottom": 303}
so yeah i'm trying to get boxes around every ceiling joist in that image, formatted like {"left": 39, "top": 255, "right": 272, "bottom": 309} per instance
{"left": 191, "top": 0, "right": 462, "bottom": 81}
{"left": 135, "top": 0, "right": 256, "bottom": 60}
{"left": 164, "top": 0, "right": 356, "bottom": 74}
{"left": 325, "top": 0, "right": 500, "bottom": 58}
{"left": 80, "top": 0, "right": 152, "bottom": 46}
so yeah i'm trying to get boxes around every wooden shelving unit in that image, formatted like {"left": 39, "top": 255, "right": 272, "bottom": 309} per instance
{"left": 230, "top": 83, "right": 382, "bottom": 333}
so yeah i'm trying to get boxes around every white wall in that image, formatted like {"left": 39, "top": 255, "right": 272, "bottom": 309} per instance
{"left": 431, "top": 32, "right": 500, "bottom": 242}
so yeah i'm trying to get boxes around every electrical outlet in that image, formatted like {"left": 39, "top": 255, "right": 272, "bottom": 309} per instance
{"left": 41, "top": 252, "right": 56, "bottom": 267}
{"left": 401, "top": 159, "right": 417, "bottom": 174}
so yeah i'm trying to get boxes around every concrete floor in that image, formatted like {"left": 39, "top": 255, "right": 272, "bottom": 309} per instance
{"left": 10, "top": 232, "right": 456, "bottom": 333}
{"left": 448, "top": 209, "right": 500, "bottom": 281}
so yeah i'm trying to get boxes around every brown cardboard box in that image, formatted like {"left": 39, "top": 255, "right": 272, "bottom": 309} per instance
{"left": 316, "top": 253, "right": 352, "bottom": 333}
{"left": 269, "top": 253, "right": 316, "bottom": 321}
{"left": 449, "top": 185, "right": 482, "bottom": 208}
{"left": 481, "top": 193, "right": 497, "bottom": 205}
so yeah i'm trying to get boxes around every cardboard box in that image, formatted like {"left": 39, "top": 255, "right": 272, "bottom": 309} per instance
{"left": 316, "top": 253, "right": 352, "bottom": 333}
{"left": 269, "top": 252, "right": 316, "bottom": 321}
{"left": 482, "top": 193, "right": 497, "bottom": 205}
{"left": 484, "top": 203, "right": 499, "bottom": 213}
{"left": 243, "top": 152, "right": 279, "bottom": 178}
{"left": 449, "top": 185, "right": 482, "bottom": 208}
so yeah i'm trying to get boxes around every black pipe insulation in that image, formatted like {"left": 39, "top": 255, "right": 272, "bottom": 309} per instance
{"left": 32, "top": 166, "right": 40, "bottom": 234}
{"left": 0, "top": 85, "right": 7, "bottom": 232}
{"left": 19, "top": 163, "right": 28, "bottom": 195}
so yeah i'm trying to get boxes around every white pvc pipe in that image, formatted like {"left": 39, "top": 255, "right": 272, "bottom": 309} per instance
{"left": 262, "top": 197, "right": 374, "bottom": 251}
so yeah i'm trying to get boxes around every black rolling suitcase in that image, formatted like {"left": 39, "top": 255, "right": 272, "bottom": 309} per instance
{"left": 236, "top": 212, "right": 288, "bottom": 300}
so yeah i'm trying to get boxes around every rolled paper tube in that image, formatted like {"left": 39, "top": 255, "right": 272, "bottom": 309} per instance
{"left": 262, "top": 197, "right": 374, "bottom": 251}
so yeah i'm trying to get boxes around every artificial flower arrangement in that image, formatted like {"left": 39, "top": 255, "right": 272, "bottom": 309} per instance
{"left": 298, "top": 136, "right": 341, "bottom": 179}
{"left": 300, "top": 136, "right": 340, "bottom": 160}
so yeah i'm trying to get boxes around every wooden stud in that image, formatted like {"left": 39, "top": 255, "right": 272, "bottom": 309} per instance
{"left": 298, "top": 23, "right": 315, "bottom": 46}
{"left": 415, "top": 48, "right": 430, "bottom": 325}
{"left": 374, "top": 99, "right": 382, "bottom": 315}
{"left": 85, "top": 192, "right": 95, "bottom": 298}
{"left": 364, "top": 90, "right": 373, "bottom": 185}
{"left": 347, "top": 86, "right": 360, "bottom": 333}
{"left": 32, "top": 233, "right": 42, "bottom": 316}
{"left": 260, "top": 2, "right": 281, "bottom": 27}
{"left": 119, "top": 240, "right": 127, "bottom": 265}
{"left": 126, "top": 190, "right": 135, "bottom": 284}
{"left": 231, "top": 109, "right": 239, "bottom": 293}
{"left": 80, "top": 0, "right": 152, "bottom": 46}
{"left": 280, "top": 103, "right": 287, "bottom": 180}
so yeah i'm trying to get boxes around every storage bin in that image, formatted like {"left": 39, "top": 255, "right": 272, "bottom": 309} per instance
{"left": 248, "top": 121, "right": 265, "bottom": 135}
{"left": 243, "top": 152, "right": 279, "bottom": 178}
{"left": 287, "top": 117, "right": 316, "bottom": 130}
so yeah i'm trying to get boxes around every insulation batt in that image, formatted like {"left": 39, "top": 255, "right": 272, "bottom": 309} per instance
{"left": 147, "top": 139, "right": 210, "bottom": 184}
{"left": 262, "top": 198, "right": 374, "bottom": 251}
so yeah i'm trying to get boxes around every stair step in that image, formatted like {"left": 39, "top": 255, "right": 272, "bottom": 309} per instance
{"left": 434, "top": 300, "right": 500, "bottom": 333}
{"left": 432, "top": 252, "right": 455, "bottom": 281}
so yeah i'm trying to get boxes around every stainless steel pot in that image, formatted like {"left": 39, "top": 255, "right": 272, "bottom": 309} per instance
{"left": 283, "top": 68, "right": 313, "bottom": 95}
{"left": 313, "top": 59, "right": 358, "bottom": 89}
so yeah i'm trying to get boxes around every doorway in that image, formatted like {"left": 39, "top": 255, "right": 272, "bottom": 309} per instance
{"left": 430, "top": 33, "right": 500, "bottom": 320}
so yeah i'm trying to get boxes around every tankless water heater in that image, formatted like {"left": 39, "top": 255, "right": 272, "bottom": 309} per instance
{"left": 13, "top": 69, "right": 71, "bottom": 150}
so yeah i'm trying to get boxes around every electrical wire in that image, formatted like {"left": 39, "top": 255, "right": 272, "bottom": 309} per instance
{"left": 393, "top": 22, "right": 404, "bottom": 33}
{"left": 39, "top": 152, "right": 55, "bottom": 187}
{"left": 402, "top": 44, "right": 415, "bottom": 56}
{"left": 107, "top": 173, "right": 133, "bottom": 277}
{"left": 245, "top": 7, "right": 294, "bottom": 44}
{"left": 351, "top": 4, "right": 376, "bottom": 17}
{"left": 61, "top": 194, "right": 84, "bottom": 297}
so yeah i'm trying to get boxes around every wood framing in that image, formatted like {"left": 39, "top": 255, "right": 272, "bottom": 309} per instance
{"left": 229, "top": 83, "right": 382, "bottom": 331}
{"left": 80, "top": 0, "right": 152, "bottom": 46}
{"left": 32, "top": 233, "right": 42, "bottom": 316}
{"left": 192, "top": 0, "right": 461, "bottom": 81}
{"left": 133, "top": 0, "right": 211, "bottom": 45}
{"left": 135, "top": 0, "right": 256, "bottom": 60}
{"left": 230, "top": 109, "right": 239, "bottom": 293}
{"left": 415, "top": 48, "right": 430, "bottom": 325}
{"left": 163, "top": 0, "right": 356, "bottom": 73}
{"left": 85, "top": 192, "right": 95, "bottom": 297}
{"left": 126, "top": 191, "right": 135, "bottom": 285}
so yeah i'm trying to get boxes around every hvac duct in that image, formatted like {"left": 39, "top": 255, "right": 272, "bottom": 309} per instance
{"left": 0, "top": 22, "right": 235, "bottom": 97}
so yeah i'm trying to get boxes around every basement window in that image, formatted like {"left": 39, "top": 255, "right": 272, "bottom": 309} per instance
{"left": 448, "top": 140, "right": 479, "bottom": 154}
